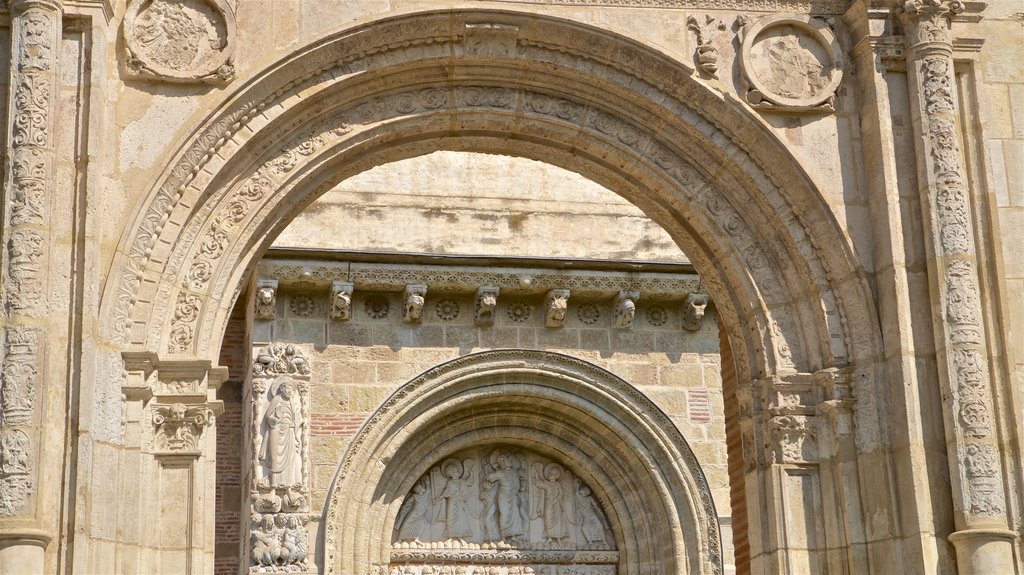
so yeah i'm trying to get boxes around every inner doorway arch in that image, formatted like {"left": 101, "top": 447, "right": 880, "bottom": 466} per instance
{"left": 321, "top": 350, "right": 722, "bottom": 575}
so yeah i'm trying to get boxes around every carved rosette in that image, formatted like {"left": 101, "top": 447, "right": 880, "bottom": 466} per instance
{"left": 739, "top": 14, "right": 844, "bottom": 112}
{"left": 122, "top": 0, "right": 236, "bottom": 84}
{"left": 901, "top": 0, "right": 1007, "bottom": 528}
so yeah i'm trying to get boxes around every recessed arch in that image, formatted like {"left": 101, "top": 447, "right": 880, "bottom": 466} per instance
{"left": 320, "top": 350, "right": 723, "bottom": 575}
{"left": 101, "top": 8, "right": 882, "bottom": 381}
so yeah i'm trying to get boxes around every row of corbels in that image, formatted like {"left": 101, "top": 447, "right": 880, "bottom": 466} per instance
{"left": 254, "top": 280, "right": 709, "bottom": 331}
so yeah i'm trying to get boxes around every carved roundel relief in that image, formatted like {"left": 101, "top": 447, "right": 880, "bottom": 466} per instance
{"left": 739, "top": 14, "right": 843, "bottom": 111}
{"left": 122, "top": 0, "right": 236, "bottom": 84}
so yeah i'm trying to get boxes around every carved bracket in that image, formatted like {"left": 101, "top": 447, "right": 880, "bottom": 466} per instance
{"left": 613, "top": 291, "right": 639, "bottom": 330}
{"left": 544, "top": 289, "right": 570, "bottom": 328}
{"left": 681, "top": 292, "right": 709, "bottom": 331}
{"left": 739, "top": 14, "right": 844, "bottom": 112}
{"left": 475, "top": 286, "right": 499, "bottom": 327}
{"left": 687, "top": 14, "right": 726, "bottom": 76}
{"left": 255, "top": 279, "right": 278, "bottom": 320}
{"left": 330, "top": 281, "right": 354, "bottom": 321}
{"left": 122, "top": 0, "right": 236, "bottom": 84}
{"left": 403, "top": 284, "right": 428, "bottom": 324}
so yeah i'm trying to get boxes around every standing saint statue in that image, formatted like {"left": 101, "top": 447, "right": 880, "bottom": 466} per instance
{"left": 531, "top": 462, "right": 570, "bottom": 546}
{"left": 432, "top": 459, "right": 477, "bottom": 542}
{"left": 481, "top": 450, "right": 526, "bottom": 543}
{"left": 259, "top": 377, "right": 304, "bottom": 487}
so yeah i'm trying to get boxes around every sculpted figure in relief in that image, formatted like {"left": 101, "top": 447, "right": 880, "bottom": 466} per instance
{"left": 532, "top": 463, "right": 570, "bottom": 546}
{"left": 259, "top": 378, "right": 304, "bottom": 488}
{"left": 396, "top": 479, "right": 433, "bottom": 543}
{"left": 481, "top": 449, "right": 527, "bottom": 543}
{"left": 432, "top": 459, "right": 477, "bottom": 542}
{"left": 574, "top": 480, "right": 609, "bottom": 548}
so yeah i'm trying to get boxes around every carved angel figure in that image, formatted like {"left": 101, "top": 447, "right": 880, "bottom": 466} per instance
{"left": 396, "top": 479, "right": 433, "bottom": 543}
{"left": 259, "top": 378, "right": 304, "bottom": 487}
{"left": 432, "top": 458, "right": 477, "bottom": 541}
{"left": 481, "top": 449, "right": 527, "bottom": 543}
{"left": 531, "top": 462, "right": 570, "bottom": 545}
{"left": 574, "top": 479, "right": 609, "bottom": 547}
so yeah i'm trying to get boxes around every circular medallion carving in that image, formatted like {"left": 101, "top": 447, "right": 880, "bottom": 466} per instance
{"left": 365, "top": 295, "right": 391, "bottom": 320}
{"left": 436, "top": 299, "right": 461, "bottom": 321}
{"left": 740, "top": 15, "right": 843, "bottom": 111}
{"left": 507, "top": 301, "right": 533, "bottom": 323}
{"left": 645, "top": 305, "right": 669, "bottom": 327}
{"left": 577, "top": 304, "right": 601, "bottom": 325}
{"left": 122, "top": 0, "right": 236, "bottom": 84}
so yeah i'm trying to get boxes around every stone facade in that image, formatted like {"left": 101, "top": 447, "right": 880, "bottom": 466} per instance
{"left": 0, "top": 1, "right": 1021, "bottom": 574}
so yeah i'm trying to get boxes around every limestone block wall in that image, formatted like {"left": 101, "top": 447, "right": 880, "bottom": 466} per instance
{"left": 227, "top": 278, "right": 729, "bottom": 573}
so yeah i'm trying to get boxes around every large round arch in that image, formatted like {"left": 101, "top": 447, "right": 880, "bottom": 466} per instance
{"left": 98, "top": 7, "right": 899, "bottom": 572}
{"left": 320, "top": 350, "right": 723, "bottom": 575}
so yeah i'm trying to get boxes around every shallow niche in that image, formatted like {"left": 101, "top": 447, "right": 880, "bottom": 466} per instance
{"left": 389, "top": 446, "right": 618, "bottom": 575}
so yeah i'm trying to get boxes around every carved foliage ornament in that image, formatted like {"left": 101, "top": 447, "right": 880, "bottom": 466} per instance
{"left": 122, "top": 0, "right": 236, "bottom": 84}
{"left": 1, "top": 327, "right": 41, "bottom": 425}
{"left": 152, "top": 402, "right": 215, "bottom": 452}
{"left": 740, "top": 14, "right": 844, "bottom": 112}
{"left": 0, "top": 428, "right": 33, "bottom": 516}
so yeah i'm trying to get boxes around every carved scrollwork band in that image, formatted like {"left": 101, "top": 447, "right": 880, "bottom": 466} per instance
{"left": 900, "top": 0, "right": 1007, "bottom": 525}
{"left": 1, "top": 0, "right": 60, "bottom": 518}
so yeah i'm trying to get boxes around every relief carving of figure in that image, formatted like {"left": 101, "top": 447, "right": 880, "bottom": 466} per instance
{"left": 531, "top": 463, "right": 570, "bottom": 546}
{"left": 396, "top": 479, "right": 433, "bottom": 543}
{"left": 763, "top": 34, "right": 828, "bottom": 100}
{"left": 259, "top": 378, "right": 304, "bottom": 488}
{"left": 251, "top": 514, "right": 281, "bottom": 567}
{"left": 481, "top": 450, "right": 527, "bottom": 543}
{"left": 573, "top": 480, "right": 609, "bottom": 548}
{"left": 432, "top": 459, "right": 477, "bottom": 542}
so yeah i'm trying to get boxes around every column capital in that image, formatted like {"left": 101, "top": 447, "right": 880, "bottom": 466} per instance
{"left": 8, "top": 0, "right": 62, "bottom": 14}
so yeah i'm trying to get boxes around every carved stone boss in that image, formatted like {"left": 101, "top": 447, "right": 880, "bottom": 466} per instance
{"left": 247, "top": 344, "right": 312, "bottom": 573}
{"left": 900, "top": 0, "right": 1010, "bottom": 540}
{"left": 0, "top": 0, "right": 60, "bottom": 519}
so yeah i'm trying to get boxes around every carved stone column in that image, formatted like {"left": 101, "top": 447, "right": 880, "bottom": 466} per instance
{"left": 900, "top": 2, "right": 1018, "bottom": 572}
{"left": 122, "top": 353, "right": 226, "bottom": 574}
{"left": 245, "top": 344, "right": 312, "bottom": 574}
{"left": 0, "top": 0, "right": 62, "bottom": 569}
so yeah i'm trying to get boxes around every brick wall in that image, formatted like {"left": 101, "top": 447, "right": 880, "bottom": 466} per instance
{"left": 215, "top": 294, "right": 249, "bottom": 575}
{"left": 720, "top": 317, "right": 749, "bottom": 575}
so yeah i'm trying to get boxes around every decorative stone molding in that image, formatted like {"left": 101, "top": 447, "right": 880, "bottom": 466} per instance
{"left": 122, "top": 0, "right": 236, "bottom": 84}
{"left": 739, "top": 14, "right": 844, "bottom": 112}
{"left": 255, "top": 279, "right": 278, "bottom": 320}
{"left": 330, "top": 281, "right": 354, "bottom": 321}
{"left": 151, "top": 402, "right": 215, "bottom": 454}
{"left": 475, "top": 287, "right": 499, "bottom": 327}
{"left": 404, "top": 284, "right": 428, "bottom": 324}
{"left": 681, "top": 292, "right": 709, "bottom": 331}
{"left": 464, "top": 22, "right": 519, "bottom": 58}
{"left": 613, "top": 291, "right": 639, "bottom": 329}
{"left": 687, "top": 14, "right": 726, "bottom": 76}
{"left": 544, "top": 290, "right": 570, "bottom": 328}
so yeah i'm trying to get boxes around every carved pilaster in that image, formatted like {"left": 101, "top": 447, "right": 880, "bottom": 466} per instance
{"left": 246, "top": 344, "right": 312, "bottom": 573}
{"left": 0, "top": 0, "right": 60, "bottom": 535}
{"left": 900, "top": 2, "right": 1017, "bottom": 569}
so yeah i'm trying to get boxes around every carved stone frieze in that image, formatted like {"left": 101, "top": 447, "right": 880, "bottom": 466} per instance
{"left": 944, "top": 260, "right": 982, "bottom": 345}
{"left": 0, "top": 427, "right": 33, "bottom": 516}
{"left": 122, "top": 0, "right": 236, "bottom": 84}
{"left": 250, "top": 512, "right": 310, "bottom": 572}
{"left": 152, "top": 402, "right": 215, "bottom": 453}
{"left": 681, "top": 292, "right": 709, "bottom": 332}
{"left": 168, "top": 290, "right": 202, "bottom": 354}
{"left": 331, "top": 282, "right": 354, "bottom": 321}
{"left": 544, "top": 290, "right": 570, "bottom": 328}
{"left": 475, "top": 287, "right": 499, "bottom": 327}
{"left": 962, "top": 443, "right": 1005, "bottom": 517}
{"left": 404, "top": 284, "right": 428, "bottom": 324}
{"left": 613, "top": 291, "right": 638, "bottom": 329}
{"left": 252, "top": 343, "right": 312, "bottom": 379}
{"left": 739, "top": 14, "right": 844, "bottom": 112}
{"left": 464, "top": 23, "right": 519, "bottom": 58}
{"left": 255, "top": 279, "right": 278, "bottom": 321}
{"left": 687, "top": 14, "right": 726, "bottom": 76}
{"left": 952, "top": 349, "right": 992, "bottom": 437}
{"left": 392, "top": 446, "right": 615, "bottom": 556}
